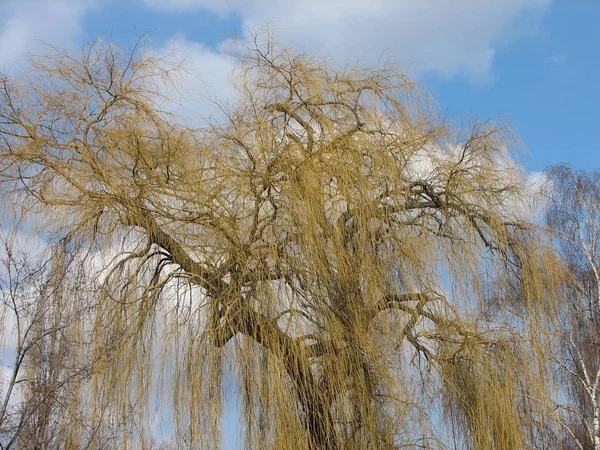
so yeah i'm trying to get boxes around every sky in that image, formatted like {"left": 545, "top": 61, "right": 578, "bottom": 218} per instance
{"left": 0, "top": 0, "right": 598, "bottom": 446}
{"left": 1, "top": 0, "right": 598, "bottom": 173}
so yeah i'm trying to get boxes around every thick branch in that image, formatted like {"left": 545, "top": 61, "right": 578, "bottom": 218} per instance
{"left": 217, "top": 304, "right": 338, "bottom": 449}
{"left": 122, "top": 201, "right": 227, "bottom": 294}
{"left": 124, "top": 204, "right": 337, "bottom": 448}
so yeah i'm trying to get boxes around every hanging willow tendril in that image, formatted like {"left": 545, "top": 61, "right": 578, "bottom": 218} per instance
{"left": 0, "top": 32, "right": 566, "bottom": 449}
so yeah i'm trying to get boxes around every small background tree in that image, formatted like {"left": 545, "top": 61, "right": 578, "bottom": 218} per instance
{"left": 545, "top": 165, "right": 600, "bottom": 450}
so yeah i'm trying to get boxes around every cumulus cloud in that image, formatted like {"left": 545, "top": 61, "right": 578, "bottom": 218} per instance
{"left": 0, "top": 0, "right": 552, "bottom": 106}
{"left": 151, "top": 36, "right": 238, "bottom": 124}
{"left": 142, "top": 0, "right": 550, "bottom": 81}
{"left": 0, "top": 0, "right": 98, "bottom": 71}
{"left": 522, "top": 170, "right": 549, "bottom": 221}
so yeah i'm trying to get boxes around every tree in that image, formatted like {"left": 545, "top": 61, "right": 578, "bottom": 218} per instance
{"left": 0, "top": 228, "right": 61, "bottom": 448}
{"left": 0, "top": 35, "right": 562, "bottom": 449}
{"left": 545, "top": 165, "right": 600, "bottom": 450}
{"left": 0, "top": 224, "right": 130, "bottom": 449}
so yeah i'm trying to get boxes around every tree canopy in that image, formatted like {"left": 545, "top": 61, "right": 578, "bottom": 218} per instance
{"left": 544, "top": 165, "right": 600, "bottom": 450}
{"left": 0, "top": 35, "right": 565, "bottom": 449}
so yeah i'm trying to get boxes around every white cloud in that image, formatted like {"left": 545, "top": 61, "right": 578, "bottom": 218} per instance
{"left": 0, "top": 0, "right": 97, "bottom": 72}
{"left": 151, "top": 37, "right": 238, "bottom": 124}
{"left": 142, "top": 0, "right": 551, "bottom": 81}
{"left": 0, "top": 0, "right": 552, "bottom": 108}
{"left": 522, "top": 170, "right": 548, "bottom": 222}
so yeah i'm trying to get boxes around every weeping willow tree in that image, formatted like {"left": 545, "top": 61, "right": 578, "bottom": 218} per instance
{"left": 0, "top": 34, "right": 564, "bottom": 449}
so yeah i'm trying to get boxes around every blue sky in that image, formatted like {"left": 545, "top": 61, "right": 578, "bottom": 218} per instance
{"left": 423, "top": 1, "right": 600, "bottom": 172}
{"left": 1, "top": 0, "right": 598, "bottom": 173}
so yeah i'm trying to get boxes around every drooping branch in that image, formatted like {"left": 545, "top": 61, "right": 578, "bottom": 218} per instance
{"left": 119, "top": 198, "right": 339, "bottom": 448}
{"left": 214, "top": 301, "right": 338, "bottom": 449}
{"left": 120, "top": 200, "right": 228, "bottom": 295}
